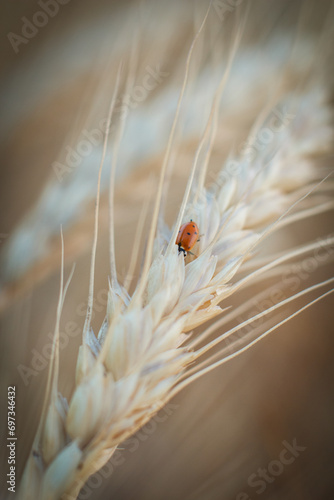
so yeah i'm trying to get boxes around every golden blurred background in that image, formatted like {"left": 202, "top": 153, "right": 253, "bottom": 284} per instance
{"left": 1, "top": 1, "right": 334, "bottom": 499}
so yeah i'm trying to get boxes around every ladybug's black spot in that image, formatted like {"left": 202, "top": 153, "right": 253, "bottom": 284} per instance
{"left": 187, "top": 232, "right": 191, "bottom": 235}
{"left": 194, "top": 232, "right": 198, "bottom": 235}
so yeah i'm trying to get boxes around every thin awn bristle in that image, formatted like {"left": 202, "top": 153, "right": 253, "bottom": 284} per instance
{"left": 185, "top": 280, "right": 302, "bottom": 350}
{"left": 123, "top": 194, "right": 151, "bottom": 293}
{"left": 82, "top": 63, "right": 123, "bottom": 372}
{"left": 185, "top": 238, "right": 334, "bottom": 351}
{"left": 228, "top": 232, "right": 334, "bottom": 302}
{"left": 34, "top": 229, "right": 65, "bottom": 444}
{"left": 131, "top": 4, "right": 211, "bottom": 305}
{"left": 193, "top": 17, "right": 245, "bottom": 201}
{"left": 21, "top": 230, "right": 75, "bottom": 496}
{"left": 189, "top": 276, "right": 334, "bottom": 354}
{"left": 241, "top": 232, "right": 334, "bottom": 277}
{"left": 109, "top": 48, "right": 138, "bottom": 287}
{"left": 83, "top": 63, "right": 122, "bottom": 300}
{"left": 184, "top": 314, "right": 282, "bottom": 380}
{"left": 175, "top": 285, "right": 334, "bottom": 394}
{"left": 215, "top": 172, "right": 334, "bottom": 298}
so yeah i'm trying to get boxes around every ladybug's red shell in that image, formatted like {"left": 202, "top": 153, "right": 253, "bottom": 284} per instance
{"left": 176, "top": 220, "right": 199, "bottom": 254}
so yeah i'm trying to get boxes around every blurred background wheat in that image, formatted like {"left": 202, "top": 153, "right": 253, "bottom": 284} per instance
{"left": 0, "top": 0, "right": 334, "bottom": 499}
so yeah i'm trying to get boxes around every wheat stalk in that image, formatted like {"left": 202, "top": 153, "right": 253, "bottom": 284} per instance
{"left": 17, "top": 6, "right": 334, "bottom": 500}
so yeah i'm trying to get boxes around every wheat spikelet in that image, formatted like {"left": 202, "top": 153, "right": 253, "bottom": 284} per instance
{"left": 14, "top": 3, "right": 334, "bottom": 500}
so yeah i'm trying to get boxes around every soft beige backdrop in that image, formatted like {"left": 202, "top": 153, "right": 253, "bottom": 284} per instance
{"left": 1, "top": 1, "right": 333, "bottom": 499}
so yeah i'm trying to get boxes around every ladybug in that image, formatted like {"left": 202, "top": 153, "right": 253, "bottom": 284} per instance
{"left": 176, "top": 219, "right": 200, "bottom": 256}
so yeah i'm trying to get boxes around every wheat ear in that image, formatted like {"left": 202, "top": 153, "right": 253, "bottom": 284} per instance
{"left": 18, "top": 16, "right": 334, "bottom": 500}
